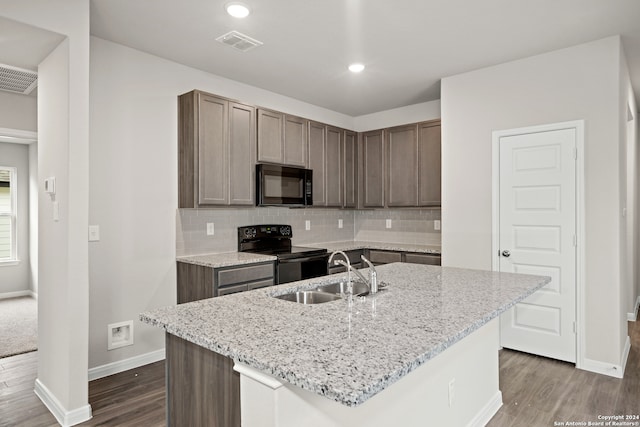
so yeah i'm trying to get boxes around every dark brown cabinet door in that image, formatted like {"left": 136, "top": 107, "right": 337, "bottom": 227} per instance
{"left": 418, "top": 120, "right": 441, "bottom": 206}
{"left": 386, "top": 124, "right": 418, "bottom": 207}
{"left": 229, "top": 102, "right": 256, "bottom": 205}
{"left": 325, "top": 126, "right": 343, "bottom": 207}
{"left": 361, "top": 129, "right": 385, "bottom": 208}
{"left": 257, "top": 108, "right": 283, "bottom": 164}
{"left": 308, "top": 121, "right": 326, "bottom": 206}
{"left": 283, "top": 114, "right": 308, "bottom": 167}
{"left": 343, "top": 130, "right": 357, "bottom": 208}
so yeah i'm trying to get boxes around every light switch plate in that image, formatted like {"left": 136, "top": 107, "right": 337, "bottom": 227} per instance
{"left": 88, "top": 225, "right": 100, "bottom": 242}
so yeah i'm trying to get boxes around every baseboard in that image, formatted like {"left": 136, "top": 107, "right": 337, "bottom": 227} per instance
{"left": 467, "top": 391, "right": 503, "bottom": 427}
{"left": 580, "top": 336, "right": 631, "bottom": 379}
{"left": 34, "top": 378, "right": 92, "bottom": 426}
{"left": 0, "top": 290, "right": 36, "bottom": 300}
{"left": 88, "top": 348, "right": 165, "bottom": 381}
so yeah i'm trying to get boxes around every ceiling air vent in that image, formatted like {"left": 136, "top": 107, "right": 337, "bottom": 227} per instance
{"left": 215, "top": 30, "right": 263, "bottom": 52}
{"left": 0, "top": 64, "right": 38, "bottom": 95}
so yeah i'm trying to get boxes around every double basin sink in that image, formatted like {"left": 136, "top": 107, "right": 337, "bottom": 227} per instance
{"left": 274, "top": 281, "right": 370, "bottom": 305}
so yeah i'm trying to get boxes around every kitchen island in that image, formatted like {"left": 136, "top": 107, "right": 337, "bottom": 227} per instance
{"left": 141, "top": 263, "right": 549, "bottom": 426}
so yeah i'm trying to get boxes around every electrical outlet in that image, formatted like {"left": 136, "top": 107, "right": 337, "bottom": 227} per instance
{"left": 338, "top": 219, "right": 343, "bottom": 229}
{"left": 206, "top": 222, "right": 215, "bottom": 236}
{"left": 448, "top": 378, "right": 455, "bottom": 407}
{"left": 385, "top": 219, "right": 392, "bottom": 229}
{"left": 434, "top": 220, "right": 441, "bottom": 231}
{"left": 305, "top": 220, "right": 311, "bottom": 231}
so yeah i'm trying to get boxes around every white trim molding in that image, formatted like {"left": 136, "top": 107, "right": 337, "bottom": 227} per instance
{"left": 0, "top": 290, "right": 36, "bottom": 300}
{"left": 34, "top": 379, "right": 92, "bottom": 426}
{"left": 467, "top": 391, "right": 503, "bottom": 427}
{"left": 0, "top": 127, "right": 37, "bottom": 144}
{"left": 88, "top": 348, "right": 165, "bottom": 381}
{"left": 580, "top": 336, "right": 631, "bottom": 379}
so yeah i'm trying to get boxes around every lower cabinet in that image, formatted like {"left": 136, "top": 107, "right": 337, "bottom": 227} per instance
{"left": 364, "top": 249, "right": 441, "bottom": 267}
{"left": 177, "top": 261, "right": 275, "bottom": 304}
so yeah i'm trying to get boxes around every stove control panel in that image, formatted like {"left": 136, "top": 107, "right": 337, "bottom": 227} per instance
{"left": 238, "top": 224, "right": 293, "bottom": 241}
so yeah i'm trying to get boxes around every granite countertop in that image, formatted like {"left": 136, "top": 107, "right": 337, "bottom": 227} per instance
{"left": 308, "top": 240, "right": 441, "bottom": 255}
{"left": 141, "top": 263, "right": 548, "bottom": 407}
{"left": 177, "top": 252, "right": 276, "bottom": 268}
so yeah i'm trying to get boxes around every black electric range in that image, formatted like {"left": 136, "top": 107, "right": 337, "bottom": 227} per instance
{"left": 238, "top": 225, "right": 328, "bottom": 284}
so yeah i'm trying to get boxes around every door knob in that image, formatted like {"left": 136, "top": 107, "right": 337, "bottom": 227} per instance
{"left": 501, "top": 250, "right": 511, "bottom": 258}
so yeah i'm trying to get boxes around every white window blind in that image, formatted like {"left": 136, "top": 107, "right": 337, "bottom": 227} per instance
{"left": 0, "top": 167, "right": 16, "bottom": 261}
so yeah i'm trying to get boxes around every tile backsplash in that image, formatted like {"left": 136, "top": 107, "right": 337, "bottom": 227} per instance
{"left": 177, "top": 207, "right": 441, "bottom": 256}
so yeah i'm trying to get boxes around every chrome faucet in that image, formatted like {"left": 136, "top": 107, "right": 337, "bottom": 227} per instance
{"left": 327, "top": 251, "right": 379, "bottom": 295}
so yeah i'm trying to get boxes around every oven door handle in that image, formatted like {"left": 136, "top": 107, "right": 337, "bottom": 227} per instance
{"left": 278, "top": 255, "right": 328, "bottom": 264}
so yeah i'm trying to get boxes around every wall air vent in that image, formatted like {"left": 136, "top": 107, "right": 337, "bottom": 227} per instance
{"left": 215, "top": 30, "right": 263, "bottom": 52}
{"left": 0, "top": 64, "right": 38, "bottom": 95}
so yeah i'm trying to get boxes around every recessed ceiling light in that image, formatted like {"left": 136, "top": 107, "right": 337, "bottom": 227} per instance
{"left": 348, "top": 63, "right": 365, "bottom": 73}
{"left": 226, "top": 2, "right": 251, "bottom": 18}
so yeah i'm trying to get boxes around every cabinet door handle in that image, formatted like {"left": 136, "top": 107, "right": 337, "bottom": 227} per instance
{"left": 501, "top": 250, "right": 511, "bottom": 258}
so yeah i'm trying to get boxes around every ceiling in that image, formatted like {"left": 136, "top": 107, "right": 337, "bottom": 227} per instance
{"left": 2, "top": 2, "right": 639, "bottom": 116}
{"left": 89, "top": 0, "right": 640, "bottom": 116}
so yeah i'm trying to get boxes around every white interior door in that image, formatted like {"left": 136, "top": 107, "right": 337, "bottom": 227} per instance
{"left": 497, "top": 126, "right": 577, "bottom": 363}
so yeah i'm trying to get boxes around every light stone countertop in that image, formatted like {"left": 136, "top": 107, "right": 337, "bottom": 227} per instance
{"left": 177, "top": 252, "right": 276, "bottom": 268}
{"left": 140, "top": 263, "right": 548, "bottom": 407}
{"left": 308, "top": 240, "right": 441, "bottom": 255}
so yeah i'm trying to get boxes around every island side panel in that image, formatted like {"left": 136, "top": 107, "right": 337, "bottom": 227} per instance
{"left": 166, "top": 333, "right": 240, "bottom": 427}
{"left": 176, "top": 261, "right": 214, "bottom": 304}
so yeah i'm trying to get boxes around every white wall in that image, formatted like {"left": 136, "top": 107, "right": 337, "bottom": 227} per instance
{"left": 0, "top": 91, "right": 37, "bottom": 132}
{"left": 28, "top": 143, "right": 38, "bottom": 295}
{"left": 0, "top": 142, "right": 30, "bottom": 294}
{"left": 0, "top": 0, "right": 92, "bottom": 421}
{"left": 88, "top": 36, "right": 356, "bottom": 369}
{"left": 441, "top": 36, "right": 630, "bottom": 368}
{"left": 354, "top": 100, "right": 441, "bottom": 132}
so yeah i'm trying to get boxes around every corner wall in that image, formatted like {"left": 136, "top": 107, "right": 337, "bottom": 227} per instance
{"left": 441, "top": 36, "right": 627, "bottom": 368}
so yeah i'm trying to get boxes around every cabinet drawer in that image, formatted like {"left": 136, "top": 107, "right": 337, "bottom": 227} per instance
{"left": 404, "top": 253, "right": 441, "bottom": 266}
{"left": 248, "top": 279, "right": 274, "bottom": 290}
{"left": 217, "top": 284, "right": 249, "bottom": 296}
{"left": 367, "top": 250, "right": 402, "bottom": 264}
{"left": 216, "top": 263, "right": 274, "bottom": 286}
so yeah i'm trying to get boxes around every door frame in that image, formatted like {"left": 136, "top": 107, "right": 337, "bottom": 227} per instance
{"left": 491, "top": 120, "right": 585, "bottom": 368}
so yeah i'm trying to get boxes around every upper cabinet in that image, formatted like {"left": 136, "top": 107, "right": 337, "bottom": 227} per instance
{"left": 386, "top": 124, "right": 419, "bottom": 207}
{"left": 343, "top": 131, "right": 358, "bottom": 208}
{"left": 417, "top": 120, "right": 441, "bottom": 206}
{"left": 360, "top": 129, "right": 385, "bottom": 208}
{"left": 359, "top": 119, "right": 441, "bottom": 209}
{"left": 308, "top": 121, "right": 326, "bottom": 206}
{"left": 257, "top": 109, "right": 307, "bottom": 167}
{"left": 178, "top": 90, "right": 255, "bottom": 208}
{"left": 325, "top": 126, "right": 343, "bottom": 207}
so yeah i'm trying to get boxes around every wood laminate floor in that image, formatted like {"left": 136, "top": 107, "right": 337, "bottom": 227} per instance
{"left": 1, "top": 321, "right": 638, "bottom": 426}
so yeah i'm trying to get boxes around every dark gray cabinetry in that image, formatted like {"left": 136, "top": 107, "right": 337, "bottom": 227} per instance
{"left": 308, "top": 121, "right": 326, "bottom": 206}
{"left": 257, "top": 109, "right": 307, "bottom": 167}
{"left": 325, "top": 126, "right": 343, "bottom": 207}
{"left": 177, "top": 261, "right": 275, "bottom": 304}
{"left": 386, "top": 124, "right": 419, "bottom": 207}
{"left": 364, "top": 249, "right": 441, "bottom": 266}
{"left": 343, "top": 131, "right": 358, "bottom": 208}
{"left": 360, "top": 129, "right": 385, "bottom": 208}
{"left": 418, "top": 120, "right": 442, "bottom": 206}
{"left": 178, "top": 90, "right": 255, "bottom": 208}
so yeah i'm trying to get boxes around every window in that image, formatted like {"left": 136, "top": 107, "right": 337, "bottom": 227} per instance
{"left": 0, "top": 167, "right": 17, "bottom": 262}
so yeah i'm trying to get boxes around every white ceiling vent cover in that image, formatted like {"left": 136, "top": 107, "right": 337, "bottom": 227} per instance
{"left": 215, "top": 30, "right": 263, "bottom": 52}
{"left": 0, "top": 64, "right": 38, "bottom": 95}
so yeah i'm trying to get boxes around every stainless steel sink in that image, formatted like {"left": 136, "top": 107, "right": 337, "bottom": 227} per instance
{"left": 274, "top": 291, "right": 342, "bottom": 304}
{"left": 315, "top": 281, "right": 370, "bottom": 296}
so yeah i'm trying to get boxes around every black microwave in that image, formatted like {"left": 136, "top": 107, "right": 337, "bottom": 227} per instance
{"left": 256, "top": 164, "right": 313, "bottom": 207}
